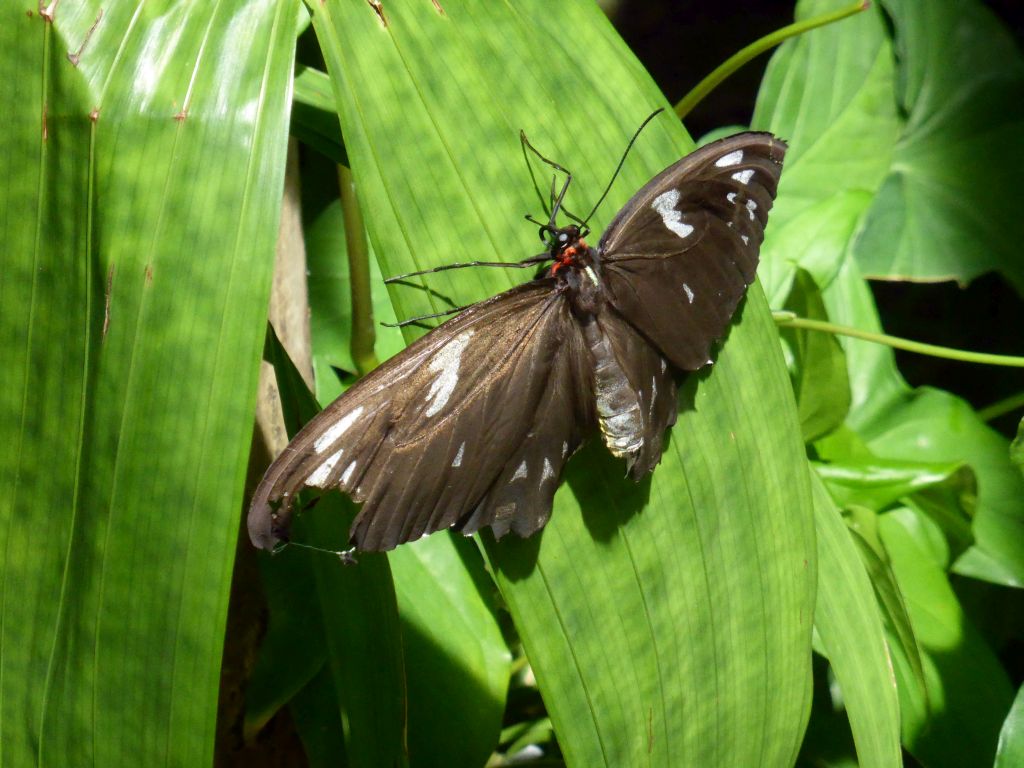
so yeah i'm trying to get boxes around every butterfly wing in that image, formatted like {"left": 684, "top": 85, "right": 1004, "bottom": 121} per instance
{"left": 597, "top": 132, "right": 786, "bottom": 371}
{"left": 248, "top": 279, "right": 594, "bottom": 552}
{"left": 583, "top": 307, "right": 678, "bottom": 479}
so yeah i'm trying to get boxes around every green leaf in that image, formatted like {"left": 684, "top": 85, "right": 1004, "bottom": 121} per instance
{"left": 842, "top": 506, "right": 928, "bottom": 707}
{"left": 390, "top": 536, "right": 510, "bottom": 768}
{"left": 995, "top": 684, "right": 1024, "bottom": 768}
{"left": 753, "top": 0, "right": 901, "bottom": 305}
{"left": 854, "top": 0, "right": 1024, "bottom": 290}
{"left": 859, "top": 387, "right": 1024, "bottom": 586}
{"left": 813, "top": 254, "right": 1024, "bottom": 586}
{"left": 308, "top": 0, "right": 816, "bottom": 764}
{"left": 263, "top": 328, "right": 408, "bottom": 767}
{"left": 302, "top": 155, "right": 403, "bottom": 402}
{"left": 293, "top": 65, "right": 347, "bottom": 164}
{"left": 879, "top": 507, "right": 1015, "bottom": 767}
{"left": 782, "top": 270, "right": 851, "bottom": 441}
{"left": 814, "top": 458, "right": 972, "bottom": 526}
{"left": 1011, "top": 417, "right": 1024, "bottom": 479}
{"left": 244, "top": 536, "right": 327, "bottom": 739}
{"left": 0, "top": 2, "right": 296, "bottom": 764}
{"left": 288, "top": 667, "right": 350, "bottom": 767}
{"left": 810, "top": 477, "right": 902, "bottom": 768}
{"left": 297, "top": 128, "right": 510, "bottom": 768}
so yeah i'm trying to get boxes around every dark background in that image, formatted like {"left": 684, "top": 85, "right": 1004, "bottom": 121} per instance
{"left": 611, "top": 0, "right": 1024, "bottom": 438}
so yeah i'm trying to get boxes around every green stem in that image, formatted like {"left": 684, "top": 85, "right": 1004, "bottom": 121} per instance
{"left": 976, "top": 392, "right": 1024, "bottom": 423}
{"left": 339, "top": 165, "right": 379, "bottom": 375}
{"left": 675, "top": 0, "right": 870, "bottom": 120}
{"left": 772, "top": 312, "right": 1024, "bottom": 368}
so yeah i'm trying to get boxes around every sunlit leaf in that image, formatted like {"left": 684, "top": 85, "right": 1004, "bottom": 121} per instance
{"left": 0, "top": 2, "right": 297, "bottom": 763}
{"left": 811, "top": 476, "right": 902, "bottom": 768}
{"left": 879, "top": 507, "right": 1015, "bottom": 767}
{"left": 855, "top": 0, "right": 1024, "bottom": 290}
{"left": 306, "top": 0, "right": 816, "bottom": 764}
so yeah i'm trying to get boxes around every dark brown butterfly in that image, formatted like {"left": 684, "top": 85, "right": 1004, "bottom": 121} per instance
{"left": 249, "top": 130, "right": 786, "bottom": 553}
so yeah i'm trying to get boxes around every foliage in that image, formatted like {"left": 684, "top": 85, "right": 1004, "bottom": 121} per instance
{"left": 2, "top": 0, "right": 1022, "bottom": 767}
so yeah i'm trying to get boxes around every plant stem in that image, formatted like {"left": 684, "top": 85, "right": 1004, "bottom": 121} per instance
{"left": 772, "top": 312, "right": 1024, "bottom": 368}
{"left": 977, "top": 392, "right": 1024, "bottom": 423}
{"left": 339, "top": 164, "right": 379, "bottom": 375}
{"left": 675, "top": 0, "right": 870, "bottom": 120}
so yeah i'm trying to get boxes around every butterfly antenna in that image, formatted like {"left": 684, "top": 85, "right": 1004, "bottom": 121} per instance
{"left": 581, "top": 108, "right": 665, "bottom": 227}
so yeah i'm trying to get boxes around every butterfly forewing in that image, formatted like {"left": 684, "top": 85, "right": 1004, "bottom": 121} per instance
{"left": 598, "top": 133, "right": 786, "bottom": 371}
{"left": 248, "top": 280, "right": 593, "bottom": 552}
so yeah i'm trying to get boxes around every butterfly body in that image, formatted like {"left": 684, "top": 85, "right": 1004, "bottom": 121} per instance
{"left": 249, "top": 131, "right": 786, "bottom": 553}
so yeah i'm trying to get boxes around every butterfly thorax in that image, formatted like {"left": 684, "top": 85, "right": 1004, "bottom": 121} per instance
{"left": 545, "top": 224, "right": 606, "bottom": 317}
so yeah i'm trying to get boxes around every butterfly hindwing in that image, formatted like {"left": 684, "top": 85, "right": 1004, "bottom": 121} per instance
{"left": 594, "top": 309, "right": 678, "bottom": 478}
{"left": 248, "top": 280, "right": 594, "bottom": 552}
{"left": 598, "top": 132, "right": 786, "bottom": 371}
{"left": 455, "top": 317, "right": 594, "bottom": 539}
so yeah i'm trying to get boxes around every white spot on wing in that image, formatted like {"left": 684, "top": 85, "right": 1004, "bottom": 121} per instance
{"left": 561, "top": 441, "right": 569, "bottom": 458}
{"left": 542, "top": 457, "right": 556, "bottom": 482}
{"left": 651, "top": 190, "right": 694, "bottom": 239}
{"left": 682, "top": 283, "right": 695, "bottom": 304}
{"left": 513, "top": 460, "right": 528, "bottom": 480}
{"left": 496, "top": 503, "right": 516, "bottom": 520}
{"left": 584, "top": 266, "right": 600, "bottom": 286}
{"left": 424, "top": 331, "right": 474, "bottom": 417}
{"left": 341, "top": 460, "right": 357, "bottom": 484}
{"left": 741, "top": 235, "right": 750, "bottom": 245}
{"left": 452, "top": 441, "right": 465, "bottom": 468}
{"left": 314, "top": 406, "right": 364, "bottom": 454}
{"left": 660, "top": 359, "right": 667, "bottom": 373}
{"left": 731, "top": 169, "right": 754, "bottom": 185}
{"left": 307, "top": 448, "right": 343, "bottom": 487}
{"left": 715, "top": 149, "right": 744, "bottom": 167}
{"left": 746, "top": 199, "right": 758, "bottom": 220}
{"left": 726, "top": 192, "right": 738, "bottom": 204}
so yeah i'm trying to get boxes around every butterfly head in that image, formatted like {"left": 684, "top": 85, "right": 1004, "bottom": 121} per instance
{"left": 550, "top": 224, "right": 582, "bottom": 251}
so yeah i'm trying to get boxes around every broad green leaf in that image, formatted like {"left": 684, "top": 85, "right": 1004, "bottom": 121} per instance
{"left": 810, "top": 476, "right": 901, "bottom": 768}
{"left": 879, "top": 507, "right": 1015, "bottom": 767}
{"left": 293, "top": 66, "right": 347, "bottom": 164}
{"left": 843, "top": 506, "right": 928, "bottom": 706}
{"left": 308, "top": 0, "right": 816, "bottom": 764}
{"left": 855, "top": 0, "right": 1024, "bottom": 291}
{"left": 995, "top": 684, "right": 1024, "bottom": 768}
{"left": 860, "top": 388, "right": 1024, "bottom": 586}
{"left": 299, "top": 138, "right": 510, "bottom": 768}
{"left": 389, "top": 536, "right": 510, "bottom": 768}
{"left": 258, "top": 328, "right": 407, "bottom": 767}
{"left": 1, "top": 2, "right": 296, "bottom": 765}
{"left": 289, "top": 667, "right": 350, "bottom": 767}
{"left": 816, "top": 255, "right": 1024, "bottom": 586}
{"left": 302, "top": 154, "right": 403, "bottom": 401}
{"left": 753, "top": 0, "right": 900, "bottom": 305}
{"left": 814, "top": 458, "right": 972, "bottom": 522}
{"left": 782, "top": 270, "right": 851, "bottom": 441}
{"left": 244, "top": 535, "right": 327, "bottom": 738}
{"left": 1011, "top": 417, "right": 1024, "bottom": 479}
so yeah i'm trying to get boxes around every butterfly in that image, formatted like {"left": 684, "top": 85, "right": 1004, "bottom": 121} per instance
{"left": 249, "top": 128, "right": 786, "bottom": 553}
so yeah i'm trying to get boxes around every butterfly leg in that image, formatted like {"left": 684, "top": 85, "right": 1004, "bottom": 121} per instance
{"left": 384, "top": 254, "right": 550, "bottom": 284}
